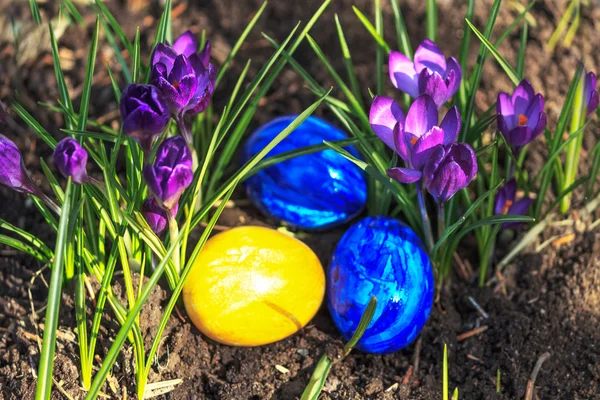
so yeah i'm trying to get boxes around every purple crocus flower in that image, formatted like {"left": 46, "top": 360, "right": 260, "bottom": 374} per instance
{"left": 142, "top": 197, "right": 178, "bottom": 234}
{"left": 369, "top": 94, "right": 461, "bottom": 183}
{"left": 120, "top": 84, "right": 171, "bottom": 153}
{"left": 143, "top": 136, "right": 193, "bottom": 210}
{"left": 423, "top": 143, "right": 477, "bottom": 203}
{"left": 151, "top": 31, "right": 217, "bottom": 116}
{"left": 389, "top": 39, "right": 462, "bottom": 108}
{"left": 496, "top": 80, "right": 547, "bottom": 152}
{"left": 0, "top": 134, "right": 38, "bottom": 194}
{"left": 53, "top": 138, "right": 89, "bottom": 184}
{"left": 584, "top": 70, "right": 599, "bottom": 118}
{"left": 494, "top": 178, "right": 532, "bottom": 229}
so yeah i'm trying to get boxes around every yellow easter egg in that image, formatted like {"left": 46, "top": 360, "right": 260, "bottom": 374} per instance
{"left": 183, "top": 226, "right": 325, "bottom": 346}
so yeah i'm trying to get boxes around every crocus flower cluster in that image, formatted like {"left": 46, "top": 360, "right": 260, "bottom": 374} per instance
{"left": 496, "top": 80, "right": 547, "bottom": 153}
{"left": 143, "top": 136, "right": 193, "bottom": 212}
{"left": 370, "top": 94, "right": 477, "bottom": 203}
{"left": 151, "top": 31, "right": 216, "bottom": 118}
{"left": 389, "top": 40, "right": 462, "bottom": 108}
{"left": 494, "top": 179, "right": 532, "bottom": 229}
{"left": 119, "top": 31, "right": 217, "bottom": 151}
{"left": 584, "top": 70, "right": 599, "bottom": 118}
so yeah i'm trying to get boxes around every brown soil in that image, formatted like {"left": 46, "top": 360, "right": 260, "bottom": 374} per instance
{"left": 1, "top": 0, "right": 600, "bottom": 399}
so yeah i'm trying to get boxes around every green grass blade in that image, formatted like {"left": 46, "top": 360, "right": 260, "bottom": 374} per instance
{"left": 335, "top": 14, "right": 364, "bottom": 109}
{"left": 145, "top": 0, "right": 171, "bottom": 82}
{"left": 0, "top": 234, "right": 50, "bottom": 262}
{"left": 49, "top": 23, "right": 75, "bottom": 130}
{"left": 77, "top": 16, "right": 100, "bottom": 133}
{"left": 64, "top": 0, "right": 84, "bottom": 25}
{"left": 300, "top": 355, "right": 333, "bottom": 400}
{"left": 375, "top": 0, "right": 384, "bottom": 95}
{"left": 390, "top": 0, "right": 412, "bottom": 56}
{"left": 94, "top": 0, "right": 135, "bottom": 57}
{"left": 30, "top": 0, "right": 42, "bottom": 24}
{"left": 352, "top": 6, "right": 391, "bottom": 53}
{"left": 0, "top": 218, "right": 53, "bottom": 260}
{"left": 35, "top": 180, "right": 73, "bottom": 400}
{"left": 516, "top": 20, "right": 528, "bottom": 79}
{"left": 132, "top": 27, "right": 141, "bottom": 83}
{"left": 426, "top": 0, "right": 437, "bottom": 41}
{"left": 460, "top": 0, "right": 502, "bottom": 142}
{"left": 465, "top": 19, "right": 520, "bottom": 86}
{"left": 11, "top": 101, "right": 57, "bottom": 149}
{"left": 343, "top": 296, "right": 377, "bottom": 356}
{"left": 443, "top": 344, "right": 448, "bottom": 400}
{"left": 216, "top": 1, "right": 267, "bottom": 86}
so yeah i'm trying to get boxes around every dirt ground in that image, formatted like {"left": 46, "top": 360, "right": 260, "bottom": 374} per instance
{"left": 1, "top": 0, "right": 600, "bottom": 399}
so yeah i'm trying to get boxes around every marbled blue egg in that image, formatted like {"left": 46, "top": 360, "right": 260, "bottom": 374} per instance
{"left": 328, "top": 216, "right": 434, "bottom": 354}
{"left": 243, "top": 115, "right": 367, "bottom": 230}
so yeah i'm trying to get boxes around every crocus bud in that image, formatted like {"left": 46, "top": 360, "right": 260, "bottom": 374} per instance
{"left": 0, "top": 134, "right": 37, "bottom": 194}
{"left": 584, "top": 70, "right": 599, "bottom": 118}
{"left": 496, "top": 80, "right": 547, "bottom": 153}
{"left": 151, "top": 31, "right": 217, "bottom": 116}
{"left": 423, "top": 143, "right": 477, "bottom": 203}
{"left": 120, "top": 84, "right": 171, "bottom": 153}
{"left": 494, "top": 178, "right": 532, "bottom": 229}
{"left": 142, "top": 198, "right": 178, "bottom": 234}
{"left": 389, "top": 39, "right": 462, "bottom": 108}
{"left": 370, "top": 94, "right": 461, "bottom": 184}
{"left": 53, "top": 138, "right": 89, "bottom": 184}
{"left": 143, "top": 136, "right": 193, "bottom": 210}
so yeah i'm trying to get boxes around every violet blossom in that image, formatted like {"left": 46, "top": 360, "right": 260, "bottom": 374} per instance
{"left": 389, "top": 39, "right": 462, "bottom": 108}
{"left": 53, "top": 138, "right": 89, "bottom": 184}
{"left": 151, "top": 31, "right": 217, "bottom": 117}
{"left": 423, "top": 143, "right": 477, "bottom": 203}
{"left": 494, "top": 178, "right": 532, "bottom": 228}
{"left": 496, "top": 80, "right": 547, "bottom": 152}
{"left": 142, "top": 197, "right": 178, "bottom": 234}
{"left": 0, "top": 134, "right": 38, "bottom": 194}
{"left": 143, "top": 136, "right": 193, "bottom": 211}
{"left": 120, "top": 84, "right": 171, "bottom": 153}
{"left": 369, "top": 94, "right": 461, "bottom": 183}
{"left": 584, "top": 70, "right": 599, "bottom": 118}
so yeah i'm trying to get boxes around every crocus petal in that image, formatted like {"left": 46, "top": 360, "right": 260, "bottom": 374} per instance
{"left": 199, "top": 40, "right": 211, "bottom": 67}
{"left": 386, "top": 167, "right": 422, "bottom": 184}
{"left": 392, "top": 123, "right": 410, "bottom": 164}
{"left": 172, "top": 30, "right": 199, "bottom": 57}
{"left": 143, "top": 165, "right": 164, "bottom": 200}
{"left": 451, "top": 143, "right": 478, "bottom": 182}
{"left": 524, "top": 94, "right": 544, "bottom": 130}
{"left": 512, "top": 80, "right": 535, "bottom": 115}
{"left": 418, "top": 70, "right": 450, "bottom": 107}
{"left": 187, "top": 63, "right": 217, "bottom": 115}
{"left": 414, "top": 39, "right": 446, "bottom": 75}
{"left": 161, "top": 164, "right": 194, "bottom": 209}
{"left": 497, "top": 92, "right": 514, "bottom": 118}
{"left": 142, "top": 198, "right": 175, "bottom": 235}
{"left": 54, "top": 138, "right": 89, "bottom": 184}
{"left": 588, "top": 91, "right": 599, "bottom": 117}
{"left": 426, "top": 161, "right": 467, "bottom": 203}
{"left": 497, "top": 115, "right": 510, "bottom": 137}
{"left": 505, "top": 126, "right": 533, "bottom": 151}
{"left": 388, "top": 51, "right": 419, "bottom": 97}
{"left": 439, "top": 106, "right": 461, "bottom": 145}
{"left": 405, "top": 94, "right": 438, "bottom": 138}
{"left": 508, "top": 197, "right": 532, "bottom": 216}
{"left": 530, "top": 111, "right": 547, "bottom": 140}
{"left": 0, "top": 135, "right": 36, "bottom": 194}
{"left": 494, "top": 186, "right": 507, "bottom": 215}
{"left": 444, "top": 57, "right": 462, "bottom": 98}
{"left": 369, "top": 95, "right": 405, "bottom": 152}
{"left": 151, "top": 43, "right": 177, "bottom": 74}
{"left": 411, "top": 126, "right": 445, "bottom": 170}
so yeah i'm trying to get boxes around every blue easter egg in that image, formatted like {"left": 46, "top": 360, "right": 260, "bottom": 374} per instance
{"left": 243, "top": 115, "right": 367, "bottom": 230}
{"left": 328, "top": 216, "right": 434, "bottom": 354}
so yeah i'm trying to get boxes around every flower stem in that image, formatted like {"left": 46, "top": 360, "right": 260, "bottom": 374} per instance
{"left": 417, "top": 182, "right": 435, "bottom": 253}
{"left": 167, "top": 213, "right": 181, "bottom": 277}
{"left": 37, "top": 191, "right": 61, "bottom": 215}
{"left": 437, "top": 202, "right": 446, "bottom": 241}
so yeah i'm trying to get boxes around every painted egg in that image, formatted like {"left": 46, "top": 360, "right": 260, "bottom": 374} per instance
{"left": 243, "top": 115, "right": 367, "bottom": 230}
{"left": 183, "top": 226, "right": 325, "bottom": 346}
{"left": 327, "top": 216, "right": 434, "bottom": 354}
